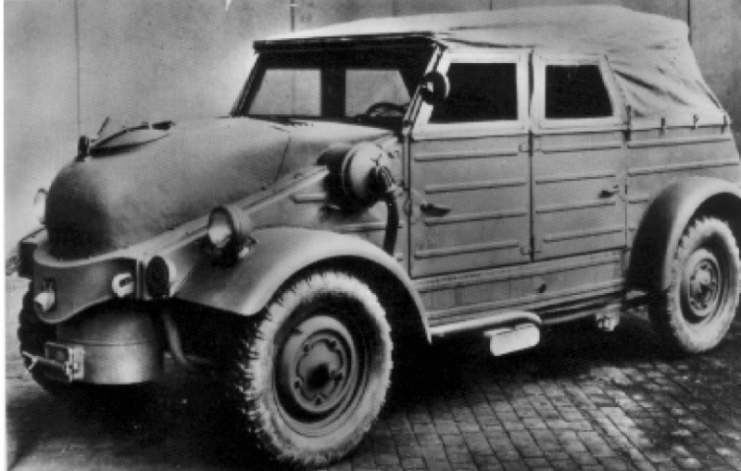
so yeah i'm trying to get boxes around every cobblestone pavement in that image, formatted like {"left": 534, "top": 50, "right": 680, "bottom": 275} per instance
{"left": 6, "top": 278, "right": 741, "bottom": 471}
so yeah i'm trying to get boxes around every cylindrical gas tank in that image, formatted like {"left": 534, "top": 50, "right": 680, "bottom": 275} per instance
{"left": 57, "top": 302, "right": 163, "bottom": 385}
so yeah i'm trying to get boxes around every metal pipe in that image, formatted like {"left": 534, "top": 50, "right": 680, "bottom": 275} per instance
{"left": 540, "top": 310, "right": 593, "bottom": 327}
{"left": 383, "top": 194, "right": 399, "bottom": 256}
{"left": 161, "top": 309, "right": 213, "bottom": 370}
{"left": 687, "top": 0, "right": 692, "bottom": 45}
{"left": 74, "top": 0, "right": 81, "bottom": 138}
{"left": 290, "top": 0, "right": 296, "bottom": 33}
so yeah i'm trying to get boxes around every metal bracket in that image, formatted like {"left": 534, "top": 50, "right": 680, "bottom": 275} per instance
{"left": 595, "top": 305, "right": 621, "bottom": 332}
{"left": 532, "top": 236, "right": 543, "bottom": 254}
{"left": 520, "top": 138, "right": 542, "bottom": 153}
{"left": 24, "top": 342, "right": 86, "bottom": 383}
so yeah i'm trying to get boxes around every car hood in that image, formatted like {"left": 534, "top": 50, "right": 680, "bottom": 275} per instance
{"left": 45, "top": 118, "right": 391, "bottom": 258}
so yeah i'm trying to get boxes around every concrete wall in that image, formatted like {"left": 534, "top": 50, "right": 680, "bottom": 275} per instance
{"left": 293, "top": 0, "right": 690, "bottom": 28}
{"left": 5, "top": 0, "right": 287, "bottom": 256}
{"left": 691, "top": 0, "right": 741, "bottom": 145}
{"left": 5, "top": 0, "right": 78, "bottom": 256}
{"left": 5, "top": 0, "right": 740, "bottom": 257}
{"left": 75, "top": 0, "right": 286, "bottom": 134}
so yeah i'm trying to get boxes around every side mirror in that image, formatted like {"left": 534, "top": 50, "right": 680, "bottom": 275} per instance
{"left": 419, "top": 71, "right": 450, "bottom": 106}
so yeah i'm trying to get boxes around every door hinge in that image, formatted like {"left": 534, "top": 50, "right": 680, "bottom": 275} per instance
{"left": 520, "top": 140, "right": 542, "bottom": 153}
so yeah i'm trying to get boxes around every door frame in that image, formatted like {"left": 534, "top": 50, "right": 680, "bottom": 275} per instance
{"left": 406, "top": 49, "right": 534, "bottom": 278}
{"left": 529, "top": 52, "right": 629, "bottom": 260}
{"left": 411, "top": 49, "right": 531, "bottom": 141}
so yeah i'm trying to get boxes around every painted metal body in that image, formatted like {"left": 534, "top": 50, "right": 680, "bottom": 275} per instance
{"left": 175, "top": 226, "right": 429, "bottom": 337}
{"left": 18, "top": 11, "right": 741, "bottom": 385}
{"left": 55, "top": 304, "right": 162, "bottom": 384}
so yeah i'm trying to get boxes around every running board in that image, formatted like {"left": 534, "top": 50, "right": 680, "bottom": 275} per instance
{"left": 429, "top": 311, "right": 541, "bottom": 338}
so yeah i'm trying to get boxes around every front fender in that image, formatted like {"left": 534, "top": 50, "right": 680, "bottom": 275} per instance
{"left": 629, "top": 176, "right": 741, "bottom": 292}
{"left": 175, "top": 227, "right": 429, "bottom": 337}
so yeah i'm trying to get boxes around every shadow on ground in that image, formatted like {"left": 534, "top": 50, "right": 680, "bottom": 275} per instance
{"left": 7, "top": 305, "right": 741, "bottom": 470}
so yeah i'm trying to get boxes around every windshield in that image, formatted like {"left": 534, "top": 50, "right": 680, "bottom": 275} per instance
{"left": 237, "top": 47, "right": 433, "bottom": 128}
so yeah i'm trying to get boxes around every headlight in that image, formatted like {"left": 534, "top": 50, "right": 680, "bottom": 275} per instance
{"left": 33, "top": 189, "right": 48, "bottom": 225}
{"left": 145, "top": 256, "right": 177, "bottom": 298}
{"left": 208, "top": 208, "right": 235, "bottom": 249}
{"left": 34, "top": 281, "right": 56, "bottom": 314}
{"left": 340, "top": 142, "right": 389, "bottom": 204}
{"left": 207, "top": 205, "right": 253, "bottom": 263}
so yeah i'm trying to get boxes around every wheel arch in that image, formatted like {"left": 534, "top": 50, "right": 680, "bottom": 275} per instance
{"left": 298, "top": 256, "right": 431, "bottom": 344}
{"left": 628, "top": 176, "right": 741, "bottom": 293}
{"left": 175, "top": 227, "right": 430, "bottom": 342}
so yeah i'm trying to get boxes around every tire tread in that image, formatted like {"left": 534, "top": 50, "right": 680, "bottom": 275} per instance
{"left": 649, "top": 217, "right": 739, "bottom": 354}
{"left": 225, "top": 270, "right": 392, "bottom": 468}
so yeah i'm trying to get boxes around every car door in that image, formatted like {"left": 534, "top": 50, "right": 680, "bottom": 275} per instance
{"left": 409, "top": 51, "right": 531, "bottom": 278}
{"left": 531, "top": 54, "right": 627, "bottom": 261}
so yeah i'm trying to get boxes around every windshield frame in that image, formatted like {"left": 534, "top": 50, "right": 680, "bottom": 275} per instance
{"left": 231, "top": 40, "right": 436, "bottom": 129}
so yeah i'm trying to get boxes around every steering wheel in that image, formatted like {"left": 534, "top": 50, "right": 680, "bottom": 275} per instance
{"left": 364, "top": 102, "right": 407, "bottom": 118}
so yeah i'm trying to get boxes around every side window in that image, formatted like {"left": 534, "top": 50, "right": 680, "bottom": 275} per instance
{"left": 431, "top": 63, "right": 518, "bottom": 123}
{"left": 545, "top": 64, "right": 612, "bottom": 119}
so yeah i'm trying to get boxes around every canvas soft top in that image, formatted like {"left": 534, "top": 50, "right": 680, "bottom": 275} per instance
{"left": 262, "top": 6, "right": 726, "bottom": 127}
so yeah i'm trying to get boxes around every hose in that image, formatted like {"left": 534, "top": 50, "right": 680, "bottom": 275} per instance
{"left": 161, "top": 308, "right": 211, "bottom": 370}
{"left": 372, "top": 166, "right": 399, "bottom": 255}
{"left": 162, "top": 308, "right": 193, "bottom": 369}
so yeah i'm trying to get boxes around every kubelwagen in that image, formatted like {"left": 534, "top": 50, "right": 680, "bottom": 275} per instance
{"left": 16, "top": 6, "right": 741, "bottom": 468}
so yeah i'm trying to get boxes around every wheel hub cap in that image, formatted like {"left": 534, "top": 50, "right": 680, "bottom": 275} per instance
{"left": 294, "top": 333, "right": 349, "bottom": 413}
{"left": 683, "top": 249, "right": 721, "bottom": 320}
{"left": 277, "top": 315, "right": 360, "bottom": 425}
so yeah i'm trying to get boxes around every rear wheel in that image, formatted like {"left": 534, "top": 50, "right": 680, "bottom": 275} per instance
{"left": 226, "top": 270, "right": 392, "bottom": 468}
{"left": 649, "top": 217, "right": 739, "bottom": 354}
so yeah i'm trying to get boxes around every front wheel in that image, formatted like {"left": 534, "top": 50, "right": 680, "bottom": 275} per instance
{"left": 649, "top": 217, "right": 739, "bottom": 354}
{"left": 226, "top": 270, "right": 392, "bottom": 468}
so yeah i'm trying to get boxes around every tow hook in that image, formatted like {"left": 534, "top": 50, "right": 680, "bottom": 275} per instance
{"left": 22, "top": 343, "right": 85, "bottom": 383}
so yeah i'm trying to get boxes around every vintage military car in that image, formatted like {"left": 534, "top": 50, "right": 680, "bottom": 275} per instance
{"left": 17, "top": 6, "right": 741, "bottom": 468}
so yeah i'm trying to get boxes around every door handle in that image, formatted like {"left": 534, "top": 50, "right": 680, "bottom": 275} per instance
{"left": 420, "top": 202, "right": 452, "bottom": 216}
{"left": 600, "top": 183, "right": 620, "bottom": 197}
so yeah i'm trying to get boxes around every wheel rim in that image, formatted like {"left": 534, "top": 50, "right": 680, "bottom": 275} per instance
{"left": 275, "top": 309, "right": 369, "bottom": 437}
{"left": 681, "top": 247, "right": 726, "bottom": 324}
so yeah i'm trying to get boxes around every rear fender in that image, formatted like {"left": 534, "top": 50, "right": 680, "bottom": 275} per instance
{"left": 175, "top": 227, "right": 429, "bottom": 340}
{"left": 628, "top": 177, "right": 741, "bottom": 292}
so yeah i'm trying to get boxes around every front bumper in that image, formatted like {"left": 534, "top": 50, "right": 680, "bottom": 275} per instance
{"left": 23, "top": 305, "right": 164, "bottom": 385}
{"left": 32, "top": 239, "right": 139, "bottom": 324}
{"left": 25, "top": 226, "right": 205, "bottom": 325}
